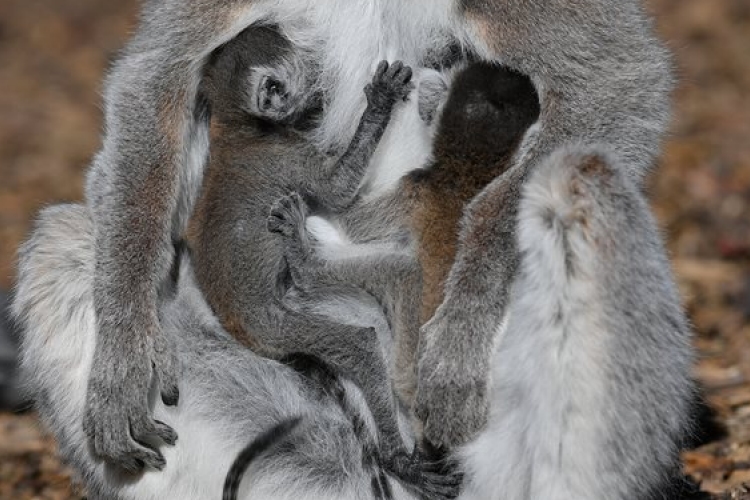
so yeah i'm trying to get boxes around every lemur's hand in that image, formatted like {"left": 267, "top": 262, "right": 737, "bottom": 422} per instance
{"left": 83, "top": 315, "right": 179, "bottom": 473}
{"left": 364, "top": 60, "right": 414, "bottom": 113}
{"left": 414, "top": 310, "right": 490, "bottom": 452}
{"left": 388, "top": 447, "right": 463, "bottom": 500}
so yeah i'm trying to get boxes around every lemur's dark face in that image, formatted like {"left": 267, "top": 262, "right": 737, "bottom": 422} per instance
{"left": 243, "top": 56, "right": 320, "bottom": 126}
{"left": 203, "top": 24, "right": 321, "bottom": 127}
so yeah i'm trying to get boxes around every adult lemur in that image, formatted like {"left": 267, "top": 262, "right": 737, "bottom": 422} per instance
{"left": 14, "top": 151, "right": 695, "bottom": 499}
{"left": 82, "top": 0, "right": 674, "bottom": 472}
{"left": 189, "top": 24, "right": 415, "bottom": 461}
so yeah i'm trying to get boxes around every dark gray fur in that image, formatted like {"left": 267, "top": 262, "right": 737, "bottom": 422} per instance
{"left": 189, "top": 25, "right": 414, "bottom": 462}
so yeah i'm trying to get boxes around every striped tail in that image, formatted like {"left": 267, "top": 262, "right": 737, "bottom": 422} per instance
{"left": 222, "top": 417, "right": 302, "bottom": 500}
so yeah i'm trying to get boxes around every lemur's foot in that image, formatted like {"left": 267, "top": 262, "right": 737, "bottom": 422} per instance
{"left": 268, "top": 192, "right": 309, "bottom": 239}
{"left": 386, "top": 447, "right": 463, "bottom": 500}
{"left": 365, "top": 60, "right": 414, "bottom": 113}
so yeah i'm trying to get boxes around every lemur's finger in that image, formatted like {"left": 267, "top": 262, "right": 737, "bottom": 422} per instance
{"left": 287, "top": 192, "right": 304, "bottom": 211}
{"left": 386, "top": 60, "right": 405, "bottom": 79}
{"left": 131, "top": 413, "right": 178, "bottom": 446}
{"left": 155, "top": 361, "right": 180, "bottom": 407}
{"left": 397, "top": 66, "right": 413, "bottom": 85}
{"left": 161, "top": 384, "right": 179, "bottom": 407}
{"left": 374, "top": 60, "right": 389, "bottom": 79}
{"left": 267, "top": 215, "right": 291, "bottom": 236}
{"left": 116, "top": 440, "right": 167, "bottom": 473}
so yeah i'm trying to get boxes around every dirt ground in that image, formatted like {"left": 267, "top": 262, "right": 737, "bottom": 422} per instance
{"left": 1, "top": 0, "right": 749, "bottom": 498}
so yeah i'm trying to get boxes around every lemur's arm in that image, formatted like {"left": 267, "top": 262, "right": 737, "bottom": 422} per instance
{"left": 83, "top": 0, "right": 255, "bottom": 472}
{"left": 413, "top": 0, "right": 674, "bottom": 451}
{"left": 308, "top": 61, "right": 412, "bottom": 211}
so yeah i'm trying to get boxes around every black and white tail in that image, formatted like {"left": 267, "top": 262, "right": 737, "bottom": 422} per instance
{"left": 223, "top": 353, "right": 461, "bottom": 500}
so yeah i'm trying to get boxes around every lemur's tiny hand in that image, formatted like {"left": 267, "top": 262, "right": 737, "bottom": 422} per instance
{"left": 364, "top": 60, "right": 414, "bottom": 113}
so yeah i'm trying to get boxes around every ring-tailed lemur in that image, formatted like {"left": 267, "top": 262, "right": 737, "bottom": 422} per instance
{"left": 80, "top": 0, "right": 675, "bottom": 472}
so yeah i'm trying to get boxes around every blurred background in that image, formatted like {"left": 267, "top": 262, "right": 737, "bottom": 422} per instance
{"left": 0, "top": 0, "right": 749, "bottom": 498}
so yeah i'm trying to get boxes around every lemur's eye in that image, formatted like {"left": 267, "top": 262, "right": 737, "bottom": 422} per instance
{"left": 267, "top": 78, "right": 283, "bottom": 95}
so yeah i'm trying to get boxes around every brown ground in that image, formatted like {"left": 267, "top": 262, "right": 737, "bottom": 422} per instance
{"left": 1, "top": 0, "right": 749, "bottom": 498}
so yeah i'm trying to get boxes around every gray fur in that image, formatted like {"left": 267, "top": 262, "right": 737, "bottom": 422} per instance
{"left": 79, "top": 0, "right": 676, "bottom": 479}
{"left": 268, "top": 192, "right": 424, "bottom": 405}
{"left": 13, "top": 144, "right": 695, "bottom": 499}
{"left": 190, "top": 25, "right": 415, "bottom": 462}
{"left": 456, "top": 146, "right": 695, "bottom": 500}
{"left": 310, "top": 63, "right": 541, "bottom": 407}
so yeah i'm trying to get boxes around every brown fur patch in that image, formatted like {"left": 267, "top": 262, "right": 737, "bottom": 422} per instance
{"left": 409, "top": 151, "right": 515, "bottom": 323}
{"left": 409, "top": 63, "right": 539, "bottom": 323}
{"left": 578, "top": 154, "right": 613, "bottom": 180}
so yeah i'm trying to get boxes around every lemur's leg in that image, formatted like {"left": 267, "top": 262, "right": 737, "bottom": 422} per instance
{"left": 413, "top": 0, "right": 675, "bottom": 452}
{"left": 269, "top": 194, "right": 422, "bottom": 403}
{"left": 266, "top": 306, "right": 404, "bottom": 457}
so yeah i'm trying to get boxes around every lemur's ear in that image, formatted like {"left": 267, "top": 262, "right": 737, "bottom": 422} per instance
{"left": 417, "top": 69, "right": 450, "bottom": 125}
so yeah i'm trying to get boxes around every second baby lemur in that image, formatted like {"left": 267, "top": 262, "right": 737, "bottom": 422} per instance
{"left": 189, "top": 25, "right": 415, "bottom": 461}
{"left": 272, "top": 62, "right": 540, "bottom": 406}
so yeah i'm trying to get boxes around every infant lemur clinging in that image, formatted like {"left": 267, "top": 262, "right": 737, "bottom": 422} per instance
{"left": 189, "top": 24, "right": 415, "bottom": 463}
{"left": 278, "top": 61, "right": 540, "bottom": 405}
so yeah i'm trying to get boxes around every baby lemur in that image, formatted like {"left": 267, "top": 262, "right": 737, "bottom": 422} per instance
{"left": 273, "top": 62, "right": 540, "bottom": 403}
{"left": 189, "top": 25, "right": 414, "bottom": 460}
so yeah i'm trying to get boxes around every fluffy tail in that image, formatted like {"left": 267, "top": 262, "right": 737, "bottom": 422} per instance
{"left": 11, "top": 204, "right": 99, "bottom": 473}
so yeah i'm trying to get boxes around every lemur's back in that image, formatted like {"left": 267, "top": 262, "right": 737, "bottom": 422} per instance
{"left": 189, "top": 123, "right": 319, "bottom": 345}
{"left": 188, "top": 25, "right": 325, "bottom": 346}
{"left": 408, "top": 64, "right": 540, "bottom": 322}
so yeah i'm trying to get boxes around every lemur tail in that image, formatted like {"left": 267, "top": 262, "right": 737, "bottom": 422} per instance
{"left": 302, "top": 357, "right": 461, "bottom": 500}
{"left": 278, "top": 354, "right": 461, "bottom": 500}
{"left": 279, "top": 353, "right": 395, "bottom": 500}
{"left": 222, "top": 417, "right": 303, "bottom": 500}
